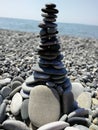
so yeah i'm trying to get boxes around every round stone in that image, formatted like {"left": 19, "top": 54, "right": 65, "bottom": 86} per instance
{"left": 77, "top": 92, "right": 91, "bottom": 109}
{"left": 71, "top": 82, "right": 85, "bottom": 100}
{"left": 28, "top": 85, "right": 60, "bottom": 127}
{"left": 1, "top": 86, "right": 12, "bottom": 98}
{"left": 12, "top": 76, "right": 24, "bottom": 83}
{"left": 37, "top": 121, "right": 69, "bottom": 130}
{"left": 21, "top": 99, "right": 29, "bottom": 120}
{"left": 41, "top": 8, "right": 59, "bottom": 14}
{"left": 10, "top": 92, "right": 23, "bottom": 115}
{"left": 11, "top": 81, "right": 22, "bottom": 90}
{"left": 2, "top": 120, "right": 30, "bottom": 130}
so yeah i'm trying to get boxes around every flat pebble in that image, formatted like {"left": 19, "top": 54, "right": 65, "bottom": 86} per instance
{"left": 77, "top": 92, "right": 91, "bottom": 109}
{"left": 71, "top": 82, "right": 84, "bottom": 100}
{"left": 11, "top": 81, "right": 22, "bottom": 90}
{"left": 2, "top": 119, "right": 30, "bottom": 130}
{"left": 29, "top": 85, "right": 60, "bottom": 127}
{"left": 0, "top": 95, "right": 3, "bottom": 105}
{"left": 21, "top": 99, "right": 29, "bottom": 120}
{"left": 1, "top": 86, "right": 12, "bottom": 98}
{"left": 68, "top": 108, "right": 89, "bottom": 119}
{"left": 12, "top": 76, "right": 24, "bottom": 83}
{"left": 74, "top": 125, "right": 89, "bottom": 130}
{"left": 37, "top": 121, "right": 69, "bottom": 130}
{"left": 11, "top": 92, "right": 23, "bottom": 115}
{"left": 0, "top": 101, "right": 7, "bottom": 123}
{"left": 62, "top": 90, "right": 74, "bottom": 114}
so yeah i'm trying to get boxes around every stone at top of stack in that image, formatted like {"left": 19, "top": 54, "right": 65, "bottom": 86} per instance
{"left": 21, "top": 3, "right": 71, "bottom": 98}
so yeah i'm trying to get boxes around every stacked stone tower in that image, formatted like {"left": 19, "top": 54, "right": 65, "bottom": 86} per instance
{"left": 21, "top": 3, "right": 71, "bottom": 98}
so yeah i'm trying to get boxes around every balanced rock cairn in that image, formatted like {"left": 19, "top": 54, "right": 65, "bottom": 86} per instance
{"left": 21, "top": 3, "right": 71, "bottom": 98}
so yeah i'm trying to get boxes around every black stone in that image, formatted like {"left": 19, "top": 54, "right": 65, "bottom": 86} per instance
{"left": 45, "top": 3, "right": 56, "bottom": 8}
{"left": 41, "top": 13, "right": 57, "bottom": 19}
{"left": 41, "top": 7, "right": 59, "bottom": 14}
{"left": 43, "top": 17, "right": 56, "bottom": 22}
{"left": 39, "top": 22, "right": 57, "bottom": 28}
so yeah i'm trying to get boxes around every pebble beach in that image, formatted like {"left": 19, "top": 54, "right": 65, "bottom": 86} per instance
{"left": 0, "top": 29, "right": 98, "bottom": 130}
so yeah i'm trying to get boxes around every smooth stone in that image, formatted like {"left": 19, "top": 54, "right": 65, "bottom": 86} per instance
{"left": 43, "top": 17, "right": 56, "bottom": 22}
{"left": 11, "top": 81, "right": 22, "bottom": 90}
{"left": 0, "top": 78, "right": 11, "bottom": 86}
{"left": 51, "top": 75, "right": 66, "bottom": 80}
{"left": 9, "top": 86, "right": 21, "bottom": 98}
{"left": 53, "top": 63, "right": 65, "bottom": 69}
{"left": 41, "top": 13, "right": 57, "bottom": 19}
{"left": 89, "top": 124, "right": 98, "bottom": 130}
{"left": 59, "top": 114, "right": 68, "bottom": 121}
{"left": 34, "top": 71, "right": 50, "bottom": 79}
{"left": 25, "top": 75, "right": 41, "bottom": 85}
{"left": 12, "top": 76, "right": 24, "bottom": 83}
{"left": 71, "top": 82, "right": 85, "bottom": 100}
{"left": 0, "top": 95, "right": 3, "bottom": 105}
{"left": 38, "top": 49, "right": 60, "bottom": 56}
{"left": 64, "top": 127, "right": 79, "bottom": 130}
{"left": 20, "top": 89, "right": 29, "bottom": 99}
{"left": 33, "top": 64, "right": 67, "bottom": 75}
{"left": 67, "top": 117, "right": 91, "bottom": 127}
{"left": 53, "top": 77, "right": 66, "bottom": 84}
{"left": 2, "top": 120, "right": 30, "bottom": 130}
{"left": 1, "top": 86, "right": 12, "bottom": 98}
{"left": 46, "top": 81, "right": 55, "bottom": 87}
{"left": 21, "top": 99, "right": 29, "bottom": 120}
{"left": 40, "top": 41, "right": 60, "bottom": 46}
{"left": 40, "top": 54, "right": 57, "bottom": 60}
{"left": 62, "top": 90, "right": 74, "bottom": 114}
{"left": 62, "top": 78, "right": 72, "bottom": 90}
{"left": 37, "top": 121, "right": 69, "bottom": 130}
{"left": 93, "top": 117, "right": 98, "bottom": 125}
{"left": 68, "top": 108, "right": 89, "bottom": 119}
{"left": 29, "top": 85, "right": 60, "bottom": 127}
{"left": 92, "top": 109, "right": 98, "bottom": 118}
{"left": 39, "top": 22, "right": 57, "bottom": 28}
{"left": 92, "top": 98, "right": 98, "bottom": 105}
{"left": 77, "top": 92, "right": 91, "bottom": 109}
{"left": 45, "top": 3, "right": 56, "bottom": 8}
{"left": 74, "top": 125, "right": 89, "bottom": 130}
{"left": 39, "top": 58, "right": 62, "bottom": 66}
{"left": 11, "top": 92, "right": 23, "bottom": 115}
{"left": 41, "top": 8, "right": 59, "bottom": 14}
{"left": 40, "top": 44, "right": 60, "bottom": 51}
{"left": 0, "top": 101, "right": 7, "bottom": 123}
{"left": 22, "top": 82, "right": 32, "bottom": 93}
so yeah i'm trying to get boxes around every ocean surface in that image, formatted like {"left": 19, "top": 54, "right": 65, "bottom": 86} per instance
{"left": 0, "top": 17, "right": 98, "bottom": 38}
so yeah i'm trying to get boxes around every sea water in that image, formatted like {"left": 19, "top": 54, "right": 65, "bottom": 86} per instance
{"left": 0, "top": 17, "right": 98, "bottom": 38}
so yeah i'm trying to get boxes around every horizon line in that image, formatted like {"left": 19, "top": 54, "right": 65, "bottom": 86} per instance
{"left": 0, "top": 16, "right": 98, "bottom": 27}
